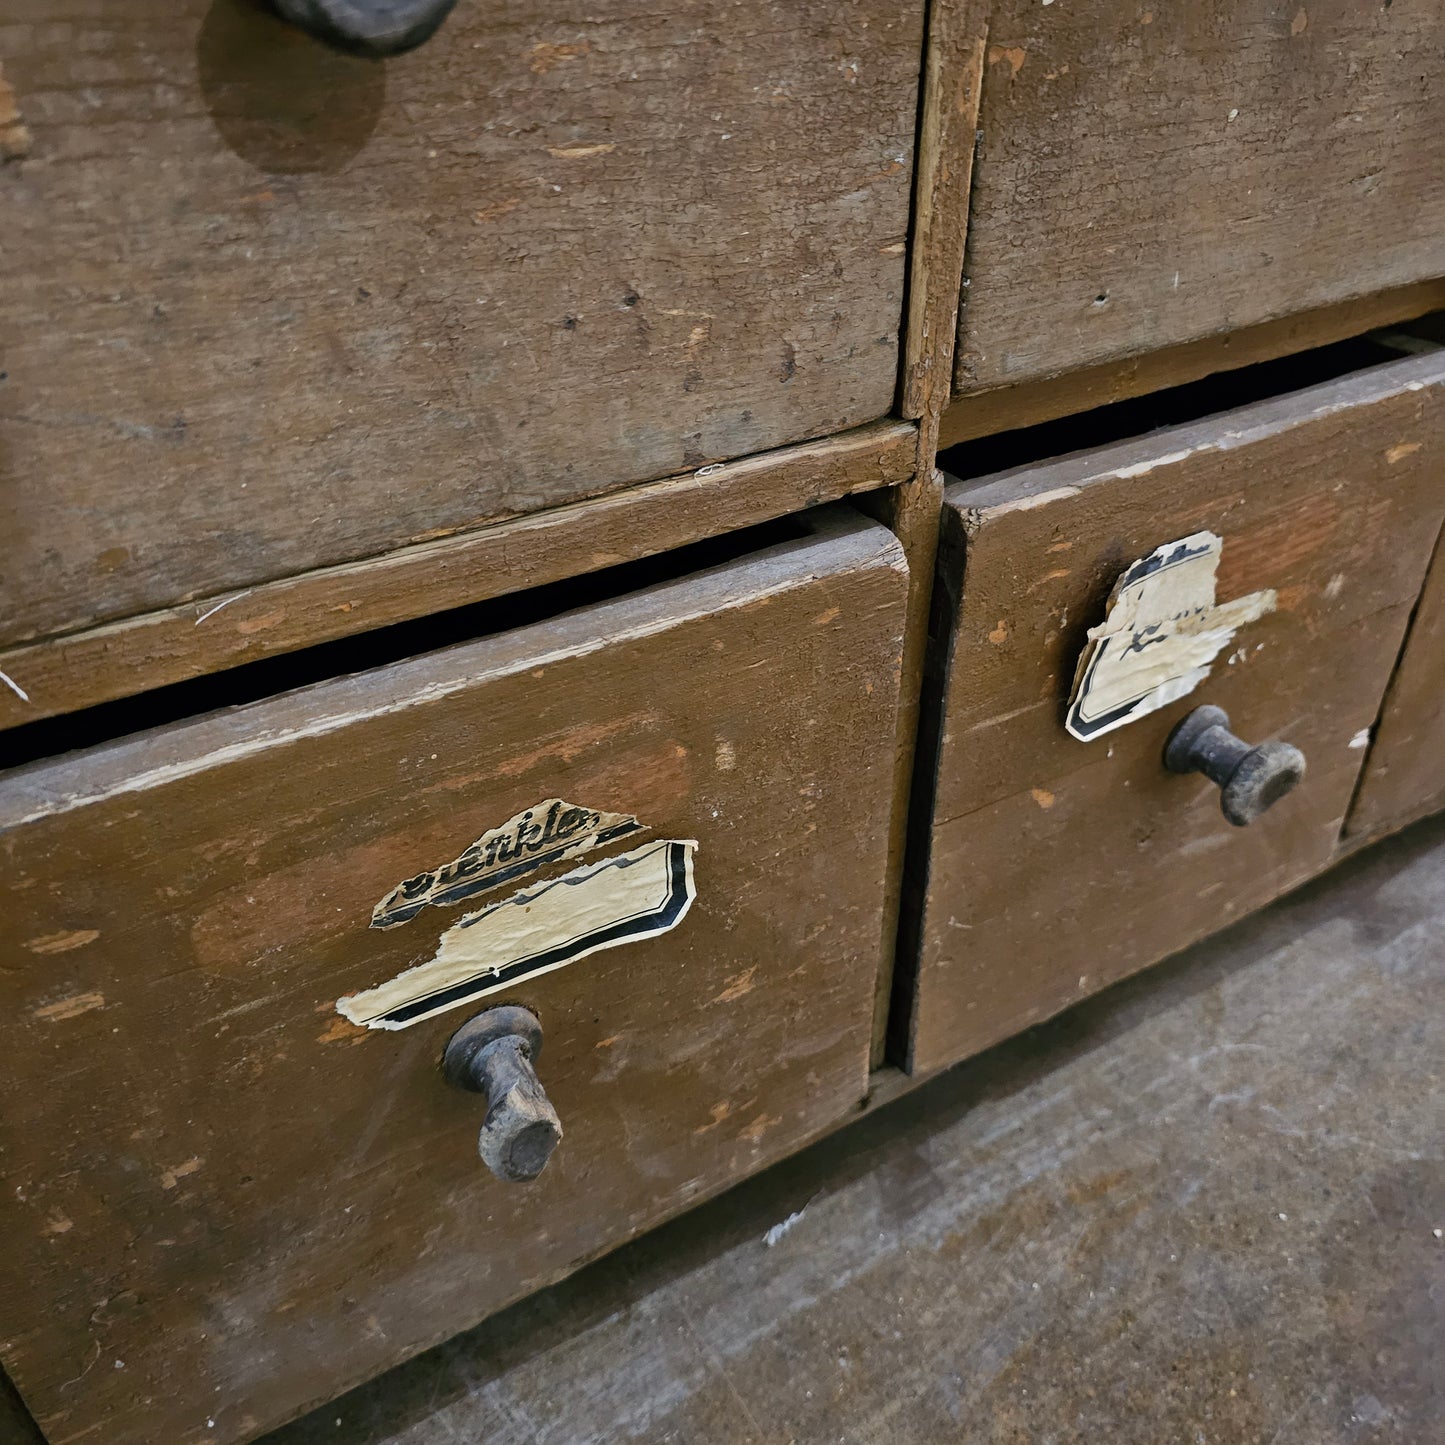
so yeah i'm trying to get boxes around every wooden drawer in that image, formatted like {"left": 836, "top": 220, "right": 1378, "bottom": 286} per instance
{"left": 901, "top": 349, "right": 1445, "bottom": 1076}
{"left": 1347, "top": 524, "right": 1445, "bottom": 841}
{"left": 0, "top": 508, "right": 907, "bottom": 1445}
{"left": 950, "top": 0, "right": 1445, "bottom": 399}
{"left": 0, "top": 0, "right": 922, "bottom": 649}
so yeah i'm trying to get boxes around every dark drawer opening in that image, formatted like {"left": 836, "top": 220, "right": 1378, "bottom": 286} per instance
{"left": 939, "top": 314, "right": 1444, "bottom": 484}
{"left": 2, "top": 513, "right": 812, "bottom": 772}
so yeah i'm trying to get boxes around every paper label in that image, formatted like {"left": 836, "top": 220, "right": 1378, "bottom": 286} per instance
{"left": 341, "top": 839, "right": 697, "bottom": 1030}
{"left": 1066, "top": 531, "right": 1275, "bottom": 741}
{"left": 371, "top": 799, "right": 644, "bottom": 928}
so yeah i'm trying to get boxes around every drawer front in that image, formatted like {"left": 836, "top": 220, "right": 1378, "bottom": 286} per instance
{"left": 952, "top": 0, "right": 1445, "bottom": 395}
{"left": 905, "top": 353, "right": 1445, "bottom": 1076}
{"left": 1348, "top": 526, "right": 1445, "bottom": 840}
{"left": 0, "top": 510, "right": 906, "bottom": 1445}
{"left": 0, "top": 0, "right": 922, "bottom": 647}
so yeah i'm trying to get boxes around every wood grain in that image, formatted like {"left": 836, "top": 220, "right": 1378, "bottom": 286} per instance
{"left": 1346, "top": 523, "right": 1445, "bottom": 841}
{"left": 900, "top": 5, "right": 985, "bottom": 421}
{"left": 859, "top": 0, "right": 986, "bottom": 1065}
{"left": 0, "top": 508, "right": 907, "bottom": 1445}
{"left": 940, "top": 281, "right": 1445, "bottom": 449}
{"left": 905, "top": 350, "right": 1445, "bottom": 1076}
{"left": 0, "top": 419, "right": 914, "bottom": 729}
{"left": 0, "top": 1366, "right": 43, "bottom": 1445}
{"left": 0, "top": 0, "right": 924, "bottom": 648}
{"left": 952, "top": 0, "right": 1445, "bottom": 395}
{"left": 858, "top": 466, "right": 943, "bottom": 1065}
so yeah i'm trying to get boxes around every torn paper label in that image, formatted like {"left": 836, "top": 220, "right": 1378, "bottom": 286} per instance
{"left": 371, "top": 799, "right": 644, "bottom": 928}
{"left": 342, "top": 839, "right": 697, "bottom": 1030}
{"left": 1066, "top": 531, "right": 1275, "bottom": 741}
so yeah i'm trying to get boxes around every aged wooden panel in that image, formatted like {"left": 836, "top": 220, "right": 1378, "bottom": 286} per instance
{"left": 902, "top": 351, "right": 1445, "bottom": 1076}
{"left": 859, "top": 0, "right": 985, "bottom": 1064}
{"left": 952, "top": 0, "right": 1445, "bottom": 396}
{"left": 941, "top": 282, "right": 1445, "bottom": 449}
{"left": 0, "top": 0, "right": 923, "bottom": 648}
{"left": 899, "top": 2, "right": 985, "bottom": 422}
{"left": 1347, "top": 525, "right": 1445, "bottom": 841}
{"left": 0, "top": 1368, "right": 43, "bottom": 1445}
{"left": 0, "top": 419, "right": 915, "bottom": 729}
{"left": 0, "top": 509, "right": 907, "bottom": 1445}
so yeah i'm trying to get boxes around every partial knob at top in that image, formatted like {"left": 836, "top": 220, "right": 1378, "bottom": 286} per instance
{"left": 442, "top": 1006, "right": 563, "bottom": 1183}
{"left": 271, "top": 0, "right": 461, "bottom": 57}
{"left": 1164, "top": 704, "right": 1306, "bottom": 827}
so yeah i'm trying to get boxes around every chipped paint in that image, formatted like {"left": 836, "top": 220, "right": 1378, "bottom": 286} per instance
{"left": 316, "top": 1015, "right": 370, "bottom": 1046}
{"left": 694, "top": 1101, "right": 734, "bottom": 1134}
{"left": 990, "top": 485, "right": 1083, "bottom": 516}
{"left": 159, "top": 1158, "right": 203, "bottom": 1190}
{"left": 24, "top": 929, "right": 100, "bottom": 955}
{"left": 32, "top": 992, "right": 106, "bottom": 1022}
{"left": 987, "top": 45, "right": 1027, "bottom": 77}
{"left": 712, "top": 966, "right": 758, "bottom": 1003}
{"left": 2, "top": 584, "right": 822, "bottom": 828}
{"left": 1113, "top": 446, "right": 1211, "bottom": 480}
{"left": 545, "top": 142, "right": 616, "bottom": 159}
{"left": 528, "top": 40, "right": 591, "bottom": 74}
{"left": 739, "top": 1113, "right": 782, "bottom": 1143}
{"left": 474, "top": 197, "right": 521, "bottom": 223}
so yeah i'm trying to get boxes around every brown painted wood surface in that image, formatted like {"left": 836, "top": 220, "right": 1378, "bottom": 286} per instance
{"left": 1347, "top": 524, "right": 1445, "bottom": 841}
{"left": 0, "top": 508, "right": 907, "bottom": 1445}
{"left": 940, "top": 281, "right": 1445, "bottom": 449}
{"left": 0, "top": 1367, "right": 43, "bottom": 1445}
{"left": 0, "top": 419, "right": 915, "bottom": 730}
{"left": 0, "top": 0, "right": 923, "bottom": 649}
{"left": 905, "top": 350, "right": 1445, "bottom": 1076}
{"left": 952, "top": 0, "right": 1445, "bottom": 396}
{"left": 860, "top": 0, "right": 985, "bottom": 1065}
{"left": 899, "top": 5, "right": 985, "bottom": 421}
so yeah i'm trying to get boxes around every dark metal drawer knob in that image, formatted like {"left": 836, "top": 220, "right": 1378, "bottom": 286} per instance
{"left": 442, "top": 1006, "right": 563, "bottom": 1183}
{"left": 1164, "top": 705, "right": 1306, "bottom": 827}
{"left": 271, "top": 0, "right": 460, "bottom": 57}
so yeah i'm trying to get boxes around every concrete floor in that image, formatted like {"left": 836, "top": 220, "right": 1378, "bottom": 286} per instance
{"left": 263, "top": 815, "right": 1445, "bottom": 1445}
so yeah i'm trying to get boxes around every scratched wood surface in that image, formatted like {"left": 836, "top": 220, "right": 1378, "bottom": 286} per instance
{"left": 0, "top": 419, "right": 915, "bottom": 728}
{"left": 952, "top": 0, "right": 1445, "bottom": 396}
{"left": 941, "top": 282, "right": 1445, "bottom": 449}
{"left": 1347, "top": 524, "right": 1445, "bottom": 842}
{"left": 0, "top": 0, "right": 923, "bottom": 650}
{"left": 0, "top": 508, "right": 907, "bottom": 1445}
{"left": 861, "top": 0, "right": 986, "bottom": 1064}
{"left": 901, "top": 350, "right": 1445, "bottom": 1076}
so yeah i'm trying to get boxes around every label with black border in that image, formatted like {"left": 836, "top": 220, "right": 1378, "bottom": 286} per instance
{"left": 371, "top": 799, "right": 645, "bottom": 929}
{"left": 341, "top": 839, "right": 698, "bottom": 1030}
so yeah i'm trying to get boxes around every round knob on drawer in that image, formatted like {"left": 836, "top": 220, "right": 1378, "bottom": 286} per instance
{"left": 1163, "top": 704, "right": 1306, "bottom": 827}
{"left": 270, "top": 0, "right": 460, "bottom": 58}
{"left": 442, "top": 1006, "right": 563, "bottom": 1183}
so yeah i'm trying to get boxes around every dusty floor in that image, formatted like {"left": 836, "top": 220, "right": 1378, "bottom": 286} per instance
{"left": 263, "top": 815, "right": 1445, "bottom": 1445}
